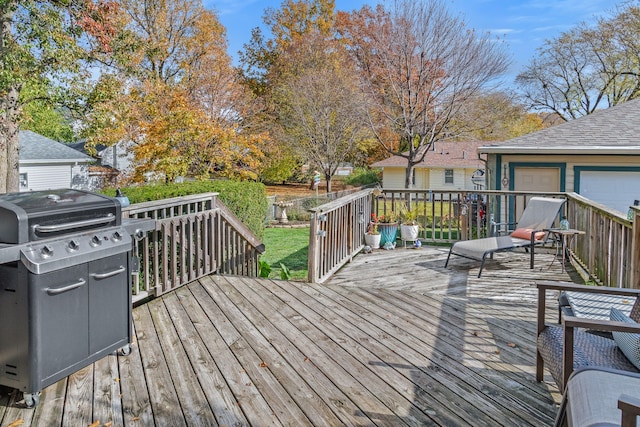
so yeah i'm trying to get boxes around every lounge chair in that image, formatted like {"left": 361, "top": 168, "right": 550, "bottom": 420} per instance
{"left": 444, "top": 196, "right": 566, "bottom": 277}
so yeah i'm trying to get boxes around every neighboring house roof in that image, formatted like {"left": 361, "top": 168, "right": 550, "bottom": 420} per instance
{"left": 479, "top": 97, "right": 640, "bottom": 155}
{"left": 88, "top": 165, "right": 118, "bottom": 175}
{"left": 19, "top": 130, "right": 93, "bottom": 164}
{"left": 68, "top": 140, "right": 109, "bottom": 156}
{"left": 371, "top": 140, "right": 488, "bottom": 169}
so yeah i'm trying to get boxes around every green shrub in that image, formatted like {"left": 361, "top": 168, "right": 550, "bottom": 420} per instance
{"left": 103, "top": 180, "right": 268, "bottom": 239}
{"left": 345, "top": 168, "right": 381, "bottom": 186}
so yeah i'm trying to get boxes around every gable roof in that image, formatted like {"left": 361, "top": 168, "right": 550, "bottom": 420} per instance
{"left": 19, "top": 130, "right": 93, "bottom": 164}
{"left": 479, "top": 97, "right": 640, "bottom": 155}
{"left": 372, "top": 140, "right": 487, "bottom": 169}
{"left": 68, "top": 140, "right": 110, "bottom": 157}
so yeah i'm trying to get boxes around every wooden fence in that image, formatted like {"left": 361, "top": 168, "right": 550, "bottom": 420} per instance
{"left": 123, "top": 193, "right": 264, "bottom": 302}
{"left": 308, "top": 188, "right": 640, "bottom": 288}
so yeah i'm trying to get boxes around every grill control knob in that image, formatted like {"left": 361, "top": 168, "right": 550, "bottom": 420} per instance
{"left": 90, "top": 235, "right": 102, "bottom": 247}
{"left": 41, "top": 245, "right": 54, "bottom": 258}
{"left": 68, "top": 240, "right": 80, "bottom": 251}
{"left": 112, "top": 231, "right": 123, "bottom": 242}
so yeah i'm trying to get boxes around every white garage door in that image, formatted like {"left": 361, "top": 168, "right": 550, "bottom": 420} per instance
{"left": 580, "top": 171, "right": 640, "bottom": 214}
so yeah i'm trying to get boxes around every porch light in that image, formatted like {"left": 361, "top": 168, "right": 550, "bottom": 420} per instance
{"left": 502, "top": 164, "right": 509, "bottom": 188}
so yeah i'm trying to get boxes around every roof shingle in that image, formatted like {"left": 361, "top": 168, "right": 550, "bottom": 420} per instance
{"left": 372, "top": 140, "right": 487, "bottom": 168}
{"left": 19, "top": 130, "right": 93, "bottom": 163}
{"left": 480, "top": 98, "right": 640, "bottom": 154}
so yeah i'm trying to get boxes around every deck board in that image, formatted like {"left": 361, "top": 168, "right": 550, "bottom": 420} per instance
{"left": 0, "top": 246, "right": 571, "bottom": 426}
{"left": 117, "top": 322, "right": 154, "bottom": 426}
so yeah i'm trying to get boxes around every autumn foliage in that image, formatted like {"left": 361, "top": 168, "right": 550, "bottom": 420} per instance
{"left": 82, "top": 0, "right": 269, "bottom": 184}
{"left": 0, "top": 0, "right": 562, "bottom": 193}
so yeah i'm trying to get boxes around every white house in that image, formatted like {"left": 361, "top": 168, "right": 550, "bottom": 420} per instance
{"left": 18, "top": 130, "right": 93, "bottom": 192}
{"left": 69, "top": 140, "right": 134, "bottom": 190}
{"left": 371, "top": 141, "right": 487, "bottom": 191}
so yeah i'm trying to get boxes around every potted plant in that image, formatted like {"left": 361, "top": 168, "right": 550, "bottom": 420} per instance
{"left": 371, "top": 212, "right": 398, "bottom": 246}
{"left": 364, "top": 222, "right": 381, "bottom": 249}
{"left": 399, "top": 205, "right": 420, "bottom": 243}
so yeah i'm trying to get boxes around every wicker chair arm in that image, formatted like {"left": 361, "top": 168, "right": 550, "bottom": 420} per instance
{"left": 619, "top": 394, "right": 640, "bottom": 427}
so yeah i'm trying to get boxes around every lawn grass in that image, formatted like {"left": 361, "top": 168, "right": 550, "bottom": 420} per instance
{"left": 261, "top": 227, "right": 309, "bottom": 280}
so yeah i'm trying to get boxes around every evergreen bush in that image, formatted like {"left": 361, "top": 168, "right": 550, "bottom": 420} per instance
{"left": 103, "top": 180, "right": 268, "bottom": 239}
{"left": 345, "top": 168, "right": 381, "bottom": 186}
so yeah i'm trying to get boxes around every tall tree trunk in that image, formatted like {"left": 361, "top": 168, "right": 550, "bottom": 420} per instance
{"left": 404, "top": 163, "right": 415, "bottom": 190}
{"left": 5, "top": 85, "right": 21, "bottom": 193}
{"left": 0, "top": 1, "right": 18, "bottom": 193}
{"left": 0, "top": 129, "right": 6, "bottom": 194}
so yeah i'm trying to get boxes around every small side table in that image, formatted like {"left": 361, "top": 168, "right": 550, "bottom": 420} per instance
{"left": 546, "top": 228, "right": 585, "bottom": 271}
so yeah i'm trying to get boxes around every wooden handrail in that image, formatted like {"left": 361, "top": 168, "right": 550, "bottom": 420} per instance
{"left": 308, "top": 189, "right": 373, "bottom": 283}
{"left": 310, "top": 188, "right": 640, "bottom": 288}
{"left": 565, "top": 192, "right": 634, "bottom": 288}
{"left": 123, "top": 193, "right": 264, "bottom": 302}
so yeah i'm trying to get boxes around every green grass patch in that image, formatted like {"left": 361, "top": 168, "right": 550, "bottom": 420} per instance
{"left": 261, "top": 227, "right": 309, "bottom": 280}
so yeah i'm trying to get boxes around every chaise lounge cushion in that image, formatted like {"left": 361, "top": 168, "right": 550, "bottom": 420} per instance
{"left": 510, "top": 228, "right": 546, "bottom": 241}
{"left": 537, "top": 325, "right": 639, "bottom": 387}
{"left": 611, "top": 308, "right": 640, "bottom": 370}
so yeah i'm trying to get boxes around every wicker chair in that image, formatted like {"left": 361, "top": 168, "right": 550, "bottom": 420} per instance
{"left": 536, "top": 281, "right": 640, "bottom": 391}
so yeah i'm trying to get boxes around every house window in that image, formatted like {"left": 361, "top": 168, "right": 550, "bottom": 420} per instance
{"left": 19, "top": 173, "right": 28, "bottom": 190}
{"left": 412, "top": 169, "right": 416, "bottom": 186}
{"left": 444, "top": 169, "right": 454, "bottom": 184}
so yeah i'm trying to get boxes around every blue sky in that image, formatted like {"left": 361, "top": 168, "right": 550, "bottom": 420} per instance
{"left": 205, "top": 0, "right": 620, "bottom": 85}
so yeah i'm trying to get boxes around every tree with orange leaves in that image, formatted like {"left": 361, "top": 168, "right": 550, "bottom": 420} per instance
{"left": 337, "top": 0, "right": 509, "bottom": 188}
{"left": 84, "top": 0, "right": 268, "bottom": 183}
{"left": 275, "top": 34, "right": 371, "bottom": 193}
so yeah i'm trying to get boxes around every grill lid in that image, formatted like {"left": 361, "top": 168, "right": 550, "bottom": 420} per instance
{"left": 0, "top": 189, "right": 121, "bottom": 244}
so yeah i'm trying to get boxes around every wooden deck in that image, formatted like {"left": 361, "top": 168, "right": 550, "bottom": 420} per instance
{"left": 0, "top": 246, "right": 576, "bottom": 426}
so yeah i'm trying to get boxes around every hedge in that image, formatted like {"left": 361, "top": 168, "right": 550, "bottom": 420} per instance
{"left": 102, "top": 180, "right": 268, "bottom": 239}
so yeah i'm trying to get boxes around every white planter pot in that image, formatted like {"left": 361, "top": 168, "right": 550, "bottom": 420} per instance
{"left": 400, "top": 224, "right": 420, "bottom": 241}
{"left": 364, "top": 233, "right": 381, "bottom": 249}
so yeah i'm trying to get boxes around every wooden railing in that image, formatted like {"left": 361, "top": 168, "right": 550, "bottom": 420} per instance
{"left": 373, "top": 189, "right": 566, "bottom": 243}
{"left": 308, "top": 189, "right": 373, "bottom": 283}
{"left": 123, "top": 193, "right": 264, "bottom": 302}
{"left": 309, "top": 188, "right": 640, "bottom": 288}
{"left": 565, "top": 193, "right": 636, "bottom": 288}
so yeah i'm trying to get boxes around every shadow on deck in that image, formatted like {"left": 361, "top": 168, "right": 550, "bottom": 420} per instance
{"left": 0, "top": 246, "right": 573, "bottom": 426}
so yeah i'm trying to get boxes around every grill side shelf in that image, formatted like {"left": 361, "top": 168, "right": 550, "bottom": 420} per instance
{"left": 0, "top": 244, "right": 21, "bottom": 264}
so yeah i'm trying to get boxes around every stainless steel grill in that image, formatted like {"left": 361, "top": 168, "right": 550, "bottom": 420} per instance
{"left": 0, "top": 189, "right": 152, "bottom": 407}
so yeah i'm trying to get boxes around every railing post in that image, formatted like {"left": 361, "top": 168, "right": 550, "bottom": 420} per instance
{"left": 631, "top": 206, "right": 640, "bottom": 289}
{"left": 460, "top": 195, "right": 468, "bottom": 240}
{"left": 308, "top": 213, "right": 319, "bottom": 283}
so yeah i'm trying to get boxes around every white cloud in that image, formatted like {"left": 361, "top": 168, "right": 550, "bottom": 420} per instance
{"left": 489, "top": 28, "right": 519, "bottom": 34}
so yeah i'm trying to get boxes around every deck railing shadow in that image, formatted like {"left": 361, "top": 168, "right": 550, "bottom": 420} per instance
{"left": 360, "top": 256, "right": 558, "bottom": 424}
{"left": 309, "top": 189, "right": 640, "bottom": 288}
